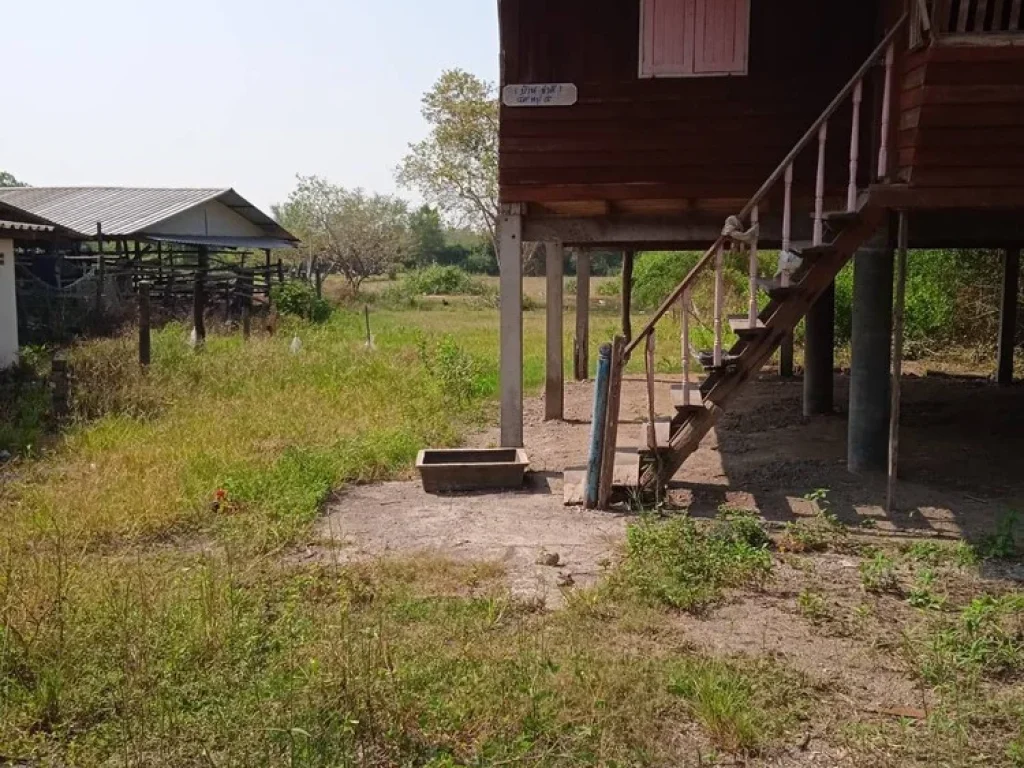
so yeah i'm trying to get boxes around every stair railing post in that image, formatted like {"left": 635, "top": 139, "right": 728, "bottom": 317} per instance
{"left": 848, "top": 80, "right": 863, "bottom": 212}
{"left": 878, "top": 42, "right": 895, "bottom": 179}
{"left": 782, "top": 164, "right": 793, "bottom": 253}
{"left": 681, "top": 288, "right": 691, "bottom": 406}
{"left": 713, "top": 243, "right": 725, "bottom": 368}
{"left": 814, "top": 123, "right": 828, "bottom": 246}
{"left": 748, "top": 206, "right": 759, "bottom": 326}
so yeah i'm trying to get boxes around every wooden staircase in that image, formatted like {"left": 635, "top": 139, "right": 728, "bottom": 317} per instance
{"left": 566, "top": 11, "right": 914, "bottom": 506}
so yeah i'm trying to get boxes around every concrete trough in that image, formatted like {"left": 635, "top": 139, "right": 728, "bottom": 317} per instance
{"left": 416, "top": 448, "right": 529, "bottom": 494}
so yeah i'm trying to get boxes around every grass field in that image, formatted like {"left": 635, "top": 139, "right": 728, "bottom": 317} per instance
{"left": 2, "top": 296, "right": 1023, "bottom": 765}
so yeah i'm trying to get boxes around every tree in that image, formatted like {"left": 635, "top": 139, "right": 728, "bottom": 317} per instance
{"left": 408, "top": 205, "right": 446, "bottom": 267}
{"left": 0, "top": 171, "right": 25, "bottom": 187}
{"left": 274, "top": 175, "right": 410, "bottom": 293}
{"left": 396, "top": 70, "right": 499, "bottom": 253}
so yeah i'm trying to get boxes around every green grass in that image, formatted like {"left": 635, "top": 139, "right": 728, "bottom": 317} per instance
{"left": 0, "top": 306, "right": 816, "bottom": 764}
{"left": 611, "top": 509, "right": 773, "bottom": 613}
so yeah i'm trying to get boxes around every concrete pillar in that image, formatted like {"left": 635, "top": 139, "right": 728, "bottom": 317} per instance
{"left": 848, "top": 245, "right": 894, "bottom": 473}
{"left": 997, "top": 247, "right": 1020, "bottom": 386}
{"left": 574, "top": 250, "right": 590, "bottom": 381}
{"left": 545, "top": 242, "right": 564, "bottom": 421}
{"left": 499, "top": 208, "right": 524, "bottom": 448}
{"left": 0, "top": 238, "right": 17, "bottom": 369}
{"left": 803, "top": 281, "right": 835, "bottom": 416}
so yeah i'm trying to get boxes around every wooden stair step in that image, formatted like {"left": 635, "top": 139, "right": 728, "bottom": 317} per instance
{"left": 728, "top": 315, "right": 767, "bottom": 338}
{"left": 637, "top": 420, "right": 673, "bottom": 452}
{"left": 563, "top": 453, "right": 640, "bottom": 506}
{"left": 671, "top": 383, "right": 705, "bottom": 410}
{"left": 821, "top": 209, "right": 862, "bottom": 227}
{"left": 790, "top": 241, "right": 837, "bottom": 259}
{"left": 759, "top": 282, "right": 798, "bottom": 301}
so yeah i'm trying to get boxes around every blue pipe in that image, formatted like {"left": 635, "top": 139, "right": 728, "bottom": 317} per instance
{"left": 585, "top": 343, "right": 613, "bottom": 509}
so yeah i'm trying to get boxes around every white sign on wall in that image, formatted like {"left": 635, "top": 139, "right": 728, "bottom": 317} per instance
{"left": 502, "top": 83, "right": 578, "bottom": 107}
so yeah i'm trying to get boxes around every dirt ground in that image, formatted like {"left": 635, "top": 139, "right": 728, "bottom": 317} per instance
{"left": 317, "top": 371, "right": 1024, "bottom": 605}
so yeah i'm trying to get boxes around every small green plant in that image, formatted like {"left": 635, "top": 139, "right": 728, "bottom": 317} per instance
{"left": 914, "top": 594, "right": 1024, "bottom": 685}
{"left": 615, "top": 509, "right": 772, "bottom": 613}
{"left": 668, "top": 658, "right": 776, "bottom": 753}
{"left": 797, "top": 588, "right": 829, "bottom": 623}
{"left": 976, "top": 511, "right": 1021, "bottom": 561}
{"left": 417, "top": 335, "right": 486, "bottom": 404}
{"left": 860, "top": 551, "right": 899, "bottom": 594}
{"left": 271, "top": 280, "right": 333, "bottom": 322}
{"left": 907, "top": 568, "right": 945, "bottom": 610}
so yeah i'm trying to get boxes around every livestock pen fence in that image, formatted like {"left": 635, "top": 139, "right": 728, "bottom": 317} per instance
{"left": 14, "top": 242, "right": 289, "bottom": 343}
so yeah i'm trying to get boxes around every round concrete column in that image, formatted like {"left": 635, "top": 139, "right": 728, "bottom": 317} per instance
{"left": 803, "top": 281, "right": 835, "bottom": 416}
{"left": 847, "top": 247, "right": 893, "bottom": 473}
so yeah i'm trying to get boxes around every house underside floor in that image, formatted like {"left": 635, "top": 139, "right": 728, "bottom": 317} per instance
{"left": 486, "top": 371, "right": 1024, "bottom": 539}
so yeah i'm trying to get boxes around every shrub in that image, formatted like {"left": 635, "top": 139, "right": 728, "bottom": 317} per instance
{"left": 403, "top": 266, "right": 480, "bottom": 296}
{"left": 631, "top": 252, "right": 703, "bottom": 311}
{"left": 271, "top": 280, "right": 333, "bottom": 322}
{"left": 597, "top": 280, "right": 620, "bottom": 297}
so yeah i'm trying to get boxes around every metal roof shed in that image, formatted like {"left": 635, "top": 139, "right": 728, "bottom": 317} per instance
{"left": 0, "top": 187, "right": 298, "bottom": 249}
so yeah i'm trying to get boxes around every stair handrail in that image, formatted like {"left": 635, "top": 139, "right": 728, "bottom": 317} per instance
{"left": 623, "top": 11, "right": 908, "bottom": 360}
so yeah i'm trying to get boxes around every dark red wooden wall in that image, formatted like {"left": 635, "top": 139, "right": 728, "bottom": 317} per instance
{"left": 499, "top": 0, "right": 883, "bottom": 212}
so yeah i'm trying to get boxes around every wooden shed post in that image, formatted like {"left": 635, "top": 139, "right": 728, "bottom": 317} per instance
{"left": 621, "top": 250, "right": 634, "bottom": 343}
{"left": 193, "top": 245, "right": 208, "bottom": 347}
{"left": 997, "top": 247, "right": 1020, "bottom": 386}
{"left": 574, "top": 249, "right": 591, "bottom": 381}
{"left": 138, "top": 281, "right": 152, "bottom": 367}
{"left": 545, "top": 241, "right": 565, "bottom": 421}
{"left": 499, "top": 205, "right": 525, "bottom": 448}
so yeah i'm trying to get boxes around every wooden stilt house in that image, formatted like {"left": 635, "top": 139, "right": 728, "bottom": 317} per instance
{"left": 495, "top": 0, "right": 1024, "bottom": 503}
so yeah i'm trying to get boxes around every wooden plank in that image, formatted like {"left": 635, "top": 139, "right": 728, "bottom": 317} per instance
{"left": 564, "top": 455, "right": 640, "bottom": 506}
{"left": 899, "top": 144, "right": 1024, "bottom": 168}
{"left": 621, "top": 250, "right": 634, "bottom": 342}
{"left": 499, "top": 207, "right": 524, "bottom": 448}
{"left": 888, "top": 211, "right": 909, "bottom": 513}
{"left": 597, "top": 336, "right": 626, "bottom": 508}
{"left": 867, "top": 182, "right": 1024, "bottom": 208}
{"left": 545, "top": 241, "right": 564, "bottom": 421}
{"left": 639, "top": 420, "right": 673, "bottom": 448}
{"left": 1010, "top": 0, "right": 1022, "bottom": 28}
{"left": 908, "top": 166, "right": 1024, "bottom": 186}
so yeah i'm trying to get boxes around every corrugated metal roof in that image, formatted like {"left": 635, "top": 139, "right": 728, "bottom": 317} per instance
{"left": 0, "top": 187, "right": 298, "bottom": 243}
{"left": 145, "top": 234, "right": 298, "bottom": 250}
{"left": 0, "top": 219, "right": 55, "bottom": 233}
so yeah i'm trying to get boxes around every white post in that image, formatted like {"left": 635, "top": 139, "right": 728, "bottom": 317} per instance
{"left": 848, "top": 79, "right": 863, "bottom": 212}
{"left": 814, "top": 123, "right": 828, "bottom": 247}
{"left": 713, "top": 243, "right": 725, "bottom": 367}
{"left": 544, "top": 241, "right": 564, "bottom": 422}
{"left": 782, "top": 164, "right": 794, "bottom": 253}
{"left": 878, "top": 42, "right": 895, "bottom": 179}
{"left": 681, "top": 288, "right": 691, "bottom": 405}
{"left": 748, "top": 206, "right": 759, "bottom": 326}
{"left": 499, "top": 207, "right": 524, "bottom": 447}
{"left": 0, "top": 238, "right": 17, "bottom": 369}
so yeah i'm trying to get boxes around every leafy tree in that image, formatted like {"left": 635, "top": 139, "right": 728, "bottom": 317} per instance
{"left": 0, "top": 171, "right": 25, "bottom": 187}
{"left": 396, "top": 70, "right": 499, "bottom": 252}
{"left": 274, "top": 175, "right": 410, "bottom": 293}
{"left": 408, "top": 205, "right": 446, "bottom": 267}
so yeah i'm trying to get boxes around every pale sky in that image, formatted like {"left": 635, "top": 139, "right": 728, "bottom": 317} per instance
{"left": 2, "top": 0, "right": 499, "bottom": 212}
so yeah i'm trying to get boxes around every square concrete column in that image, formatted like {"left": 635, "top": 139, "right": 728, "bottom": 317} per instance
{"left": 848, "top": 245, "right": 894, "bottom": 473}
{"left": 574, "top": 249, "right": 590, "bottom": 381}
{"left": 499, "top": 207, "right": 524, "bottom": 448}
{"left": 545, "top": 242, "right": 564, "bottom": 421}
